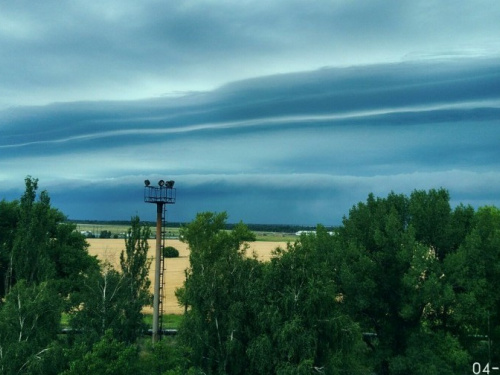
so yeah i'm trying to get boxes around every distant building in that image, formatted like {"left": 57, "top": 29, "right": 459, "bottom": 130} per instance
{"left": 294, "top": 230, "right": 316, "bottom": 236}
{"left": 294, "top": 230, "right": 336, "bottom": 236}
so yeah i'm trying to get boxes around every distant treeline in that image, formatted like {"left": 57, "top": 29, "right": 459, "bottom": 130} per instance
{"left": 68, "top": 219, "right": 335, "bottom": 233}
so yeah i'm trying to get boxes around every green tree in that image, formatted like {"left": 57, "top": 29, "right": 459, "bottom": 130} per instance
{"left": 10, "top": 177, "right": 62, "bottom": 286}
{"left": 62, "top": 330, "right": 141, "bottom": 375}
{"left": 48, "top": 220, "right": 99, "bottom": 308}
{"left": 389, "top": 331, "right": 469, "bottom": 375}
{"left": 338, "top": 192, "right": 413, "bottom": 373}
{"left": 409, "top": 188, "right": 452, "bottom": 259}
{"left": 248, "top": 226, "right": 369, "bottom": 375}
{"left": 2, "top": 177, "right": 98, "bottom": 299}
{"left": 0, "top": 280, "right": 62, "bottom": 374}
{"left": 178, "top": 213, "right": 368, "bottom": 374}
{"left": 69, "top": 263, "right": 126, "bottom": 345}
{"left": 445, "top": 206, "right": 500, "bottom": 363}
{"left": 396, "top": 240, "right": 470, "bottom": 374}
{"left": 70, "top": 216, "right": 152, "bottom": 344}
{"left": 140, "top": 339, "right": 193, "bottom": 375}
{"left": 0, "top": 177, "right": 100, "bottom": 373}
{"left": 337, "top": 190, "right": 471, "bottom": 374}
{"left": 99, "top": 230, "right": 112, "bottom": 239}
{"left": 0, "top": 199, "right": 19, "bottom": 299}
{"left": 163, "top": 246, "right": 179, "bottom": 258}
{"left": 448, "top": 203, "right": 475, "bottom": 252}
{"left": 119, "top": 216, "right": 152, "bottom": 343}
{"left": 177, "top": 212, "right": 259, "bottom": 374}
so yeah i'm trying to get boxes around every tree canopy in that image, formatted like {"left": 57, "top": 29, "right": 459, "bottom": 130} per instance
{"left": 176, "top": 189, "right": 499, "bottom": 374}
{"left": 0, "top": 178, "right": 155, "bottom": 374}
{"left": 177, "top": 212, "right": 368, "bottom": 374}
{"left": 1, "top": 178, "right": 499, "bottom": 374}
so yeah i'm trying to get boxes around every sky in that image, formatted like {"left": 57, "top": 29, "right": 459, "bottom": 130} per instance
{"left": 1, "top": 1, "right": 499, "bottom": 226}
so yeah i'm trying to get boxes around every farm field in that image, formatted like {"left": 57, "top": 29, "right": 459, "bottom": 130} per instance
{"left": 87, "top": 238, "right": 288, "bottom": 314}
{"left": 75, "top": 222, "right": 298, "bottom": 242}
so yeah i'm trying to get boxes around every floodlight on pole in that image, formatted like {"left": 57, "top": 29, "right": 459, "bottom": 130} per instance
{"left": 144, "top": 178, "right": 176, "bottom": 344}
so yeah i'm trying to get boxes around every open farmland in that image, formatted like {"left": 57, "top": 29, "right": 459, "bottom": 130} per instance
{"left": 75, "top": 222, "right": 298, "bottom": 241}
{"left": 87, "top": 238, "right": 288, "bottom": 314}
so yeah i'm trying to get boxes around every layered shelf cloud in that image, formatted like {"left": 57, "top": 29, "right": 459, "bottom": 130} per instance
{"left": 1, "top": 1, "right": 499, "bottom": 224}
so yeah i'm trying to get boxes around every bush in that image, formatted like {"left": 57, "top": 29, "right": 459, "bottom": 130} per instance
{"left": 100, "top": 230, "right": 112, "bottom": 239}
{"left": 163, "top": 246, "right": 179, "bottom": 258}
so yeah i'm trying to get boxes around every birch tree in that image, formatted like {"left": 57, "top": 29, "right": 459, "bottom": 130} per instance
{"left": 177, "top": 212, "right": 259, "bottom": 374}
{"left": 0, "top": 280, "right": 61, "bottom": 374}
{"left": 70, "top": 216, "right": 152, "bottom": 344}
{"left": 69, "top": 263, "right": 125, "bottom": 345}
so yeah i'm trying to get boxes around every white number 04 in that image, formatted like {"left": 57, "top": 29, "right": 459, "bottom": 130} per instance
{"left": 473, "top": 362, "right": 497, "bottom": 374}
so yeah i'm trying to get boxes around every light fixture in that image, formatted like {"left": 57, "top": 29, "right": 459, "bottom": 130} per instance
{"left": 144, "top": 179, "right": 151, "bottom": 187}
{"left": 158, "top": 180, "right": 165, "bottom": 187}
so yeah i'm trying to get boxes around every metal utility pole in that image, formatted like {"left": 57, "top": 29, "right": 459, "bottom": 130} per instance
{"left": 144, "top": 179, "right": 176, "bottom": 343}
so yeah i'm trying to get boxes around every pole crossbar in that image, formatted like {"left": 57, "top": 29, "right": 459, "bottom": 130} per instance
{"left": 144, "top": 186, "right": 176, "bottom": 204}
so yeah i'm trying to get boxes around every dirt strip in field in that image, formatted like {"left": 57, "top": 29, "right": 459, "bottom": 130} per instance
{"left": 87, "top": 239, "right": 288, "bottom": 314}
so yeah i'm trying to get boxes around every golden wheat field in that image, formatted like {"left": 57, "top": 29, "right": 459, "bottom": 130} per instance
{"left": 86, "top": 238, "right": 288, "bottom": 314}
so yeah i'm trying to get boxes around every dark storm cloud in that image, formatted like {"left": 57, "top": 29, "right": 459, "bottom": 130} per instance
{"left": 2, "top": 57, "right": 499, "bottom": 151}
{"left": 1, "top": 0, "right": 500, "bottom": 224}
{"left": 1, "top": 1, "right": 499, "bottom": 107}
{"left": 1, "top": 57, "right": 499, "bottom": 224}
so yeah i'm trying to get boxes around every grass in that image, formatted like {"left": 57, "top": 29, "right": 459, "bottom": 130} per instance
{"left": 75, "top": 222, "right": 296, "bottom": 242}
{"left": 75, "top": 223, "right": 181, "bottom": 239}
{"left": 61, "top": 313, "right": 70, "bottom": 328}
{"left": 143, "top": 314, "right": 184, "bottom": 329}
{"left": 61, "top": 313, "right": 184, "bottom": 330}
{"left": 254, "top": 232, "right": 296, "bottom": 242}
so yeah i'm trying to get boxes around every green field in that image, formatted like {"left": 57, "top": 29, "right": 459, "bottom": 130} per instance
{"left": 74, "top": 222, "right": 296, "bottom": 242}
{"left": 74, "top": 223, "right": 181, "bottom": 239}
{"left": 143, "top": 314, "right": 183, "bottom": 329}
{"left": 62, "top": 313, "right": 183, "bottom": 330}
{"left": 254, "top": 231, "right": 296, "bottom": 242}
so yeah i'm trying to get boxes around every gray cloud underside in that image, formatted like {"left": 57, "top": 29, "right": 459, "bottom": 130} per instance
{"left": 1, "top": 1, "right": 500, "bottom": 107}
{"left": 2, "top": 58, "right": 499, "bottom": 147}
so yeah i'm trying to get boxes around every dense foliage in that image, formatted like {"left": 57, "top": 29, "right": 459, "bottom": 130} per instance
{"left": 177, "top": 190, "right": 500, "bottom": 374}
{"left": 163, "top": 246, "right": 180, "bottom": 258}
{"left": 0, "top": 178, "right": 156, "bottom": 374}
{"left": 2, "top": 178, "right": 500, "bottom": 374}
{"left": 176, "top": 212, "right": 367, "bottom": 374}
